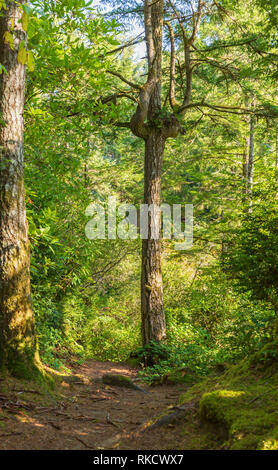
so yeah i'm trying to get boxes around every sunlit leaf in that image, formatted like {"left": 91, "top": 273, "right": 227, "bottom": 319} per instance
{"left": 17, "top": 46, "right": 28, "bottom": 65}
{"left": 27, "top": 50, "right": 35, "bottom": 71}
{"left": 3, "top": 31, "right": 14, "bottom": 50}
{"left": 21, "top": 11, "right": 28, "bottom": 32}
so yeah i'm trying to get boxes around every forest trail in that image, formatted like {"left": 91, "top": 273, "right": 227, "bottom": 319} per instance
{"left": 0, "top": 361, "right": 200, "bottom": 450}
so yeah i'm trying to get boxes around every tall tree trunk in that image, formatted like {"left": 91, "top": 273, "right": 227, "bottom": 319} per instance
{"left": 242, "top": 137, "right": 249, "bottom": 197}
{"left": 141, "top": 131, "right": 166, "bottom": 344}
{"left": 247, "top": 100, "right": 255, "bottom": 210}
{"left": 127, "top": 0, "right": 202, "bottom": 346}
{"left": 276, "top": 125, "right": 278, "bottom": 169}
{"left": 0, "top": 1, "right": 41, "bottom": 378}
{"left": 275, "top": 124, "right": 278, "bottom": 197}
{"left": 140, "top": 0, "right": 166, "bottom": 345}
{"left": 275, "top": 83, "right": 278, "bottom": 174}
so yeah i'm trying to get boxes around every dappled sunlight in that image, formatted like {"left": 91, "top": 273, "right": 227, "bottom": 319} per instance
{"left": 0, "top": 360, "right": 183, "bottom": 450}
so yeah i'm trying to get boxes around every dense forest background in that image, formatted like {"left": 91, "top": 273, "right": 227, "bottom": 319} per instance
{"left": 19, "top": 0, "right": 277, "bottom": 378}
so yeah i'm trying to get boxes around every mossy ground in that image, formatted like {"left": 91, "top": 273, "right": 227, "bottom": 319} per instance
{"left": 0, "top": 344, "right": 56, "bottom": 390}
{"left": 0, "top": 363, "right": 84, "bottom": 405}
{"left": 178, "top": 342, "right": 278, "bottom": 450}
{"left": 1, "top": 347, "right": 278, "bottom": 450}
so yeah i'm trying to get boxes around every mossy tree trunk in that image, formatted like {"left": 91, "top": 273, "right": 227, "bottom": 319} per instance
{"left": 0, "top": 1, "right": 41, "bottom": 378}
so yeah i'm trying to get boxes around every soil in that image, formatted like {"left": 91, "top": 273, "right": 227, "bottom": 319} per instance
{"left": 0, "top": 360, "right": 202, "bottom": 450}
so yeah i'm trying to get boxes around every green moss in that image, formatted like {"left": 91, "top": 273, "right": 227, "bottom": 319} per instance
{"left": 260, "top": 427, "right": 278, "bottom": 450}
{"left": 230, "top": 435, "right": 261, "bottom": 450}
{"left": 200, "top": 390, "right": 246, "bottom": 424}
{"left": 102, "top": 374, "right": 135, "bottom": 388}
{"left": 178, "top": 342, "right": 278, "bottom": 450}
{"left": 3, "top": 346, "right": 54, "bottom": 387}
{"left": 60, "top": 375, "right": 82, "bottom": 385}
{"left": 0, "top": 344, "right": 55, "bottom": 391}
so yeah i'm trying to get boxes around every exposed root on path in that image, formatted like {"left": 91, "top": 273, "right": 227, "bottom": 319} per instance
{"left": 0, "top": 360, "right": 220, "bottom": 450}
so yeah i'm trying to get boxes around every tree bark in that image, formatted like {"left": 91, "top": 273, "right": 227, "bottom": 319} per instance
{"left": 275, "top": 124, "right": 278, "bottom": 198}
{"left": 139, "top": 0, "right": 167, "bottom": 346}
{"left": 247, "top": 100, "right": 255, "bottom": 209}
{"left": 141, "top": 130, "right": 166, "bottom": 344}
{"left": 0, "top": 1, "right": 41, "bottom": 378}
{"left": 242, "top": 137, "right": 249, "bottom": 195}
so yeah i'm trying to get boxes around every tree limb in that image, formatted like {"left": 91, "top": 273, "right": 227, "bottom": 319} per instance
{"left": 104, "top": 33, "right": 145, "bottom": 57}
{"left": 165, "top": 21, "right": 178, "bottom": 109}
{"left": 129, "top": 0, "right": 164, "bottom": 139}
{"left": 177, "top": 101, "right": 278, "bottom": 117}
{"left": 107, "top": 71, "right": 141, "bottom": 90}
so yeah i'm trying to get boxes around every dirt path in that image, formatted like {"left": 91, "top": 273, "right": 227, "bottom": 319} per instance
{"left": 0, "top": 360, "right": 197, "bottom": 450}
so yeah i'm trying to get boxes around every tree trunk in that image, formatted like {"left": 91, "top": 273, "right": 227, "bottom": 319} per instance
{"left": 242, "top": 137, "right": 249, "bottom": 196}
{"left": 136, "top": 0, "right": 166, "bottom": 346}
{"left": 276, "top": 125, "right": 278, "bottom": 170}
{"left": 247, "top": 100, "right": 255, "bottom": 209}
{"left": 141, "top": 130, "right": 166, "bottom": 345}
{"left": 275, "top": 124, "right": 278, "bottom": 197}
{"left": 0, "top": 1, "right": 41, "bottom": 378}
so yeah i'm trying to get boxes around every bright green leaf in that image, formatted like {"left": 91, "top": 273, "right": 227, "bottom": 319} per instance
{"left": 21, "top": 11, "right": 28, "bottom": 32}
{"left": 27, "top": 50, "right": 35, "bottom": 71}
{"left": 3, "top": 31, "right": 14, "bottom": 50}
{"left": 17, "top": 47, "right": 28, "bottom": 65}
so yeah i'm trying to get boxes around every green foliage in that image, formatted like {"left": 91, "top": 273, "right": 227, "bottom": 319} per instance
{"left": 18, "top": 0, "right": 278, "bottom": 383}
{"left": 132, "top": 340, "right": 170, "bottom": 365}
{"left": 137, "top": 342, "right": 211, "bottom": 385}
{"left": 223, "top": 190, "right": 278, "bottom": 314}
{"left": 86, "top": 314, "right": 140, "bottom": 362}
{"left": 135, "top": 262, "right": 275, "bottom": 383}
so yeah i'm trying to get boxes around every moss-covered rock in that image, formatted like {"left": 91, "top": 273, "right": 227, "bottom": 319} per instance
{"left": 102, "top": 373, "right": 147, "bottom": 393}
{"left": 200, "top": 390, "right": 245, "bottom": 424}
{"left": 102, "top": 374, "right": 133, "bottom": 387}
